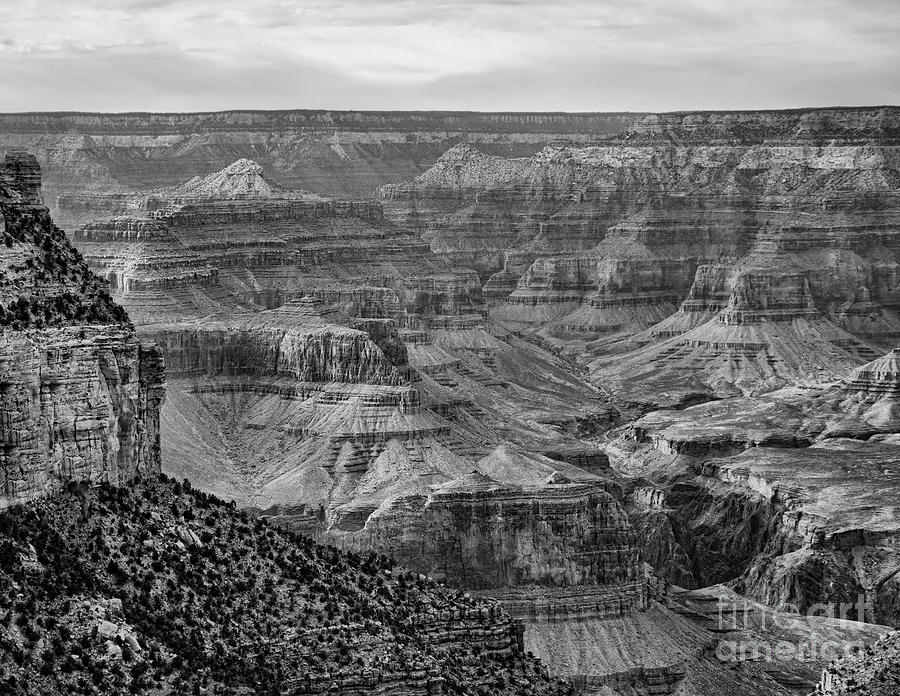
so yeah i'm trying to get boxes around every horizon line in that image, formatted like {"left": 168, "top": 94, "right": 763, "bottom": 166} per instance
{"left": 2, "top": 104, "right": 899, "bottom": 118}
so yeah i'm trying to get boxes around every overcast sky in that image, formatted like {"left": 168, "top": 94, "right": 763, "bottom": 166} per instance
{"left": 2, "top": 0, "right": 898, "bottom": 112}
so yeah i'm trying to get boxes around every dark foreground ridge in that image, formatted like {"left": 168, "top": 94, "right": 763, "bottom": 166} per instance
{"left": 0, "top": 475, "right": 569, "bottom": 696}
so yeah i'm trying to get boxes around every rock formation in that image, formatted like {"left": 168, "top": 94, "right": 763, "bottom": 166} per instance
{"left": 379, "top": 108, "right": 900, "bottom": 400}
{"left": 614, "top": 348, "right": 900, "bottom": 632}
{"left": 0, "top": 151, "right": 164, "bottom": 508}
{"left": 53, "top": 156, "right": 819, "bottom": 694}
{"left": 0, "top": 110, "right": 640, "bottom": 228}
{"left": 817, "top": 631, "right": 900, "bottom": 695}
{"left": 63, "top": 160, "right": 605, "bottom": 517}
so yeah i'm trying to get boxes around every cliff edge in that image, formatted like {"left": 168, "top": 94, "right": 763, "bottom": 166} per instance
{"left": 0, "top": 151, "right": 164, "bottom": 508}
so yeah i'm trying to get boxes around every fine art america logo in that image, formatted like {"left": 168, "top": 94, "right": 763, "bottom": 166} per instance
{"left": 715, "top": 595, "right": 871, "bottom": 663}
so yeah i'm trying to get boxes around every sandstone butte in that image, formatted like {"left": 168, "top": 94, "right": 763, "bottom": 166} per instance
{"left": 2, "top": 106, "right": 900, "bottom": 695}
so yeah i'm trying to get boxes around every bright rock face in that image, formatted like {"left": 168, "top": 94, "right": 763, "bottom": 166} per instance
{"left": 0, "top": 152, "right": 164, "bottom": 507}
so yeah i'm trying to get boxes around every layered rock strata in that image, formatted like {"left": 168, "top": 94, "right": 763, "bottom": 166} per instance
{"left": 4, "top": 107, "right": 896, "bottom": 229}
{"left": 629, "top": 346, "right": 900, "bottom": 455}
{"left": 0, "top": 110, "right": 645, "bottom": 228}
{"left": 67, "top": 162, "right": 607, "bottom": 514}
{"left": 0, "top": 151, "right": 164, "bottom": 508}
{"left": 379, "top": 111, "right": 900, "bottom": 398}
{"left": 0, "top": 151, "right": 582, "bottom": 696}
{"left": 65, "top": 159, "right": 780, "bottom": 693}
{"left": 345, "top": 465, "right": 646, "bottom": 622}
{"left": 611, "top": 350, "right": 900, "bottom": 631}
{"left": 71, "top": 160, "right": 479, "bottom": 326}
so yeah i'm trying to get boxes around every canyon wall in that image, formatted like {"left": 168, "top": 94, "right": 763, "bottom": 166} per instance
{"left": 0, "top": 109, "right": 640, "bottom": 227}
{"left": 0, "top": 151, "right": 165, "bottom": 507}
{"left": 617, "top": 350, "right": 900, "bottom": 630}
{"left": 5, "top": 107, "right": 897, "bottom": 229}
{"left": 60, "top": 156, "right": 761, "bottom": 694}
{"left": 379, "top": 108, "right": 900, "bottom": 400}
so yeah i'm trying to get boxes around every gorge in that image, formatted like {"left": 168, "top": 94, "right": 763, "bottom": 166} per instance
{"left": 2, "top": 107, "right": 900, "bottom": 695}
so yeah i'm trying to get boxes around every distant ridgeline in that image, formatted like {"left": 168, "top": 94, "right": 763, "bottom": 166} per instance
{"left": 6, "top": 106, "right": 897, "bottom": 227}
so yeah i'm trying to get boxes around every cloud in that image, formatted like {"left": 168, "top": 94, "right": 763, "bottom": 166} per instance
{"left": 0, "top": 0, "right": 898, "bottom": 111}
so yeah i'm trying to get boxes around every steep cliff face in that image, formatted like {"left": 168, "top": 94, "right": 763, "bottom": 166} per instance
{"left": 0, "top": 328, "right": 164, "bottom": 508}
{"left": 623, "top": 439, "right": 900, "bottom": 627}
{"left": 150, "top": 318, "right": 402, "bottom": 384}
{"left": 0, "top": 152, "right": 164, "bottom": 508}
{"left": 348, "top": 472, "right": 646, "bottom": 621}
{"left": 335, "top": 448, "right": 820, "bottom": 695}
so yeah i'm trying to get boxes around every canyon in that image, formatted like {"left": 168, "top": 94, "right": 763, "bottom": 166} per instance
{"left": 0, "top": 151, "right": 573, "bottom": 696}
{"left": 3, "top": 107, "right": 900, "bottom": 695}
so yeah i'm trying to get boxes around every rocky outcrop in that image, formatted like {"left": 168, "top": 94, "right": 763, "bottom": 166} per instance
{"left": 847, "top": 348, "right": 900, "bottom": 396}
{"left": 713, "top": 441, "right": 900, "bottom": 627}
{"left": 618, "top": 359, "right": 900, "bottom": 627}
{"left": 1, "top": 151, "right": 129, "bottom": 329}
{"left": 139, "top": 157, "right": 322, "bottom": 206}
{"left": 0, "top": 328, "right": 164, "bottom": 508}
{"left": 0, "top": 152, "right": 164, "bottom": 508}
{"left": 149, "top": 319, "right": 402, "bottom": 385}
{"left": 349, "top": 471, "right": 645, "bottom": 622}
{"left": 626, "top": 346, "right": 900, "bottom": 456}
{"left": 70, "top": 160, "right": 476, "bottom": 325}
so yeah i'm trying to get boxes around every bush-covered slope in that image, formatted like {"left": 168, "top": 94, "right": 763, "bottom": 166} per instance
{"left": 0, "top": 151, "right": 128, "bottom": 328}
{"left": 0, "top": 476, "right": 568, "bottom": 696}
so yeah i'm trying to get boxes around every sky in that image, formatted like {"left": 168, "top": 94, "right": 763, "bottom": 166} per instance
{"left": 1, "top": 0, "right": 899, "bottom": 113}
